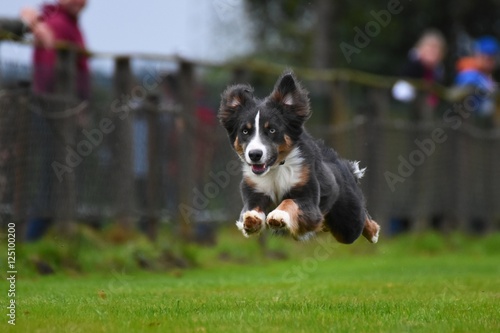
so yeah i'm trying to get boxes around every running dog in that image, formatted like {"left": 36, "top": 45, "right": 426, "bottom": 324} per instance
{"left": 218, "top": 71, "right": 380, "bottom": 243}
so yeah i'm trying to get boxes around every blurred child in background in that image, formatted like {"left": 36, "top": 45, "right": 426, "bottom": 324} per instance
{"left": 455, "top": 36, "right": 499, "bottom": 128}
{"left": 392, "top": 29, "right": 447, "bottom": 121}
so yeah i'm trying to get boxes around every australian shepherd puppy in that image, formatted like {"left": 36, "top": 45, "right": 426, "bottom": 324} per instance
{"left": 218, "top": 71, "right": 380, "bottom": 243}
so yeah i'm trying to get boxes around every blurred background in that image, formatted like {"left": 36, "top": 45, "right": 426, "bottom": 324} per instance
{"left": 1, "top": 0, "right": 500, "bottom": 253}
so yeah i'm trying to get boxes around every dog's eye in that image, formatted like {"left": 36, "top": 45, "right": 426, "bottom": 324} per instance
{"left": 269, "top": 128, "right": 276, "bottom": 134}
{"left": 242, "top": 129, "right": 249, "bottom": 135}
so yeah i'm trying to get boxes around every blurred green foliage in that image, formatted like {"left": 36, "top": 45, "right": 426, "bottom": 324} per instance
{"left": 3, "top": 225, "right": 499, "bottom": 278}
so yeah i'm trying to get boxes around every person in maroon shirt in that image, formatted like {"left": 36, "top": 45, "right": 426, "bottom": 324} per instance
{"left": 20, "top": 0, "right": 88, "bottom": 241}
{"left": 21, "top": 0, "right": 89, "bottom": 99}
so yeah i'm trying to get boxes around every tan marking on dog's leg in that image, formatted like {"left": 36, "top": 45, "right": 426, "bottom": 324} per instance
{"left": 267, "top": 199, "right": 300, "bottom": 234}
{"left": 362, "top": 217, "right": 380, "bottom": 243}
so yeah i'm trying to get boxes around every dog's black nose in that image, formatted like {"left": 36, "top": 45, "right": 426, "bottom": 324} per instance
{"left": 248, "top": 149, "right": 263, "bottom": 162}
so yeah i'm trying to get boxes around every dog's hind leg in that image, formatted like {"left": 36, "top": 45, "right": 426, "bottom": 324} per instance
{"left": 324, "top": 196, "right": 365, "bottom": 244}
{"left": 362, "top": 214, "right": 380, "bottom": 243}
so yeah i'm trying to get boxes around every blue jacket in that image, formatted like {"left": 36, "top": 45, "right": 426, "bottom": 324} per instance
{"left": 455, "top": 70, "right": 496, "bottom": 116}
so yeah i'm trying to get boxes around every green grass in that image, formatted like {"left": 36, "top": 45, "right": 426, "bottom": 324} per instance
{"left": 3, "top": 229, "right": 500, "bottom": 333}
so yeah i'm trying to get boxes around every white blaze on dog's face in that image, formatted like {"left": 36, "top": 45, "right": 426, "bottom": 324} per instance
{"left": 244, "top": 111, "right": 267, "bottom": 174}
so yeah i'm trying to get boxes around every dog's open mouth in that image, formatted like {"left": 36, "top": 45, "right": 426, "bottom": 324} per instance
{"left": 251, "top": 164, "right": 268, "bottom": 175}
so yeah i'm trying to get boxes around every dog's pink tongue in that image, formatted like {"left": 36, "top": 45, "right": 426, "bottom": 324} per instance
{"left": 252, "top": 164, "right": 266, "bottom": 173}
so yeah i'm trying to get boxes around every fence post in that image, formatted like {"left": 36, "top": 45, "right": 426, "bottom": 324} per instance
{"left": 53, "top": 48, "right": 77, "bottom": 237}
{"left": 145, "top": 93, "right": 160, "bottom": 241}
{"left": 176, "top": 60, "right": 196, "bottom": 240}
{"left": 12, "top": 84, "right": 30, "bottom": 239}
{"left": 112, "top": 57, "right": 135, "bottom": 231}
{"left": 328, "top": 81, "right": 349, "bottom": 154}
{"left": 364, "top": 87, "right": 389, "bottom": 231}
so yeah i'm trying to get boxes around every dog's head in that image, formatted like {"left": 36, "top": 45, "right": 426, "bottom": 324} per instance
{"left": 218, "top": 71, "right": 311, "bottom": 176}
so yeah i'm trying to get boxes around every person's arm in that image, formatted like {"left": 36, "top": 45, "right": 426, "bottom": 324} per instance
{"left": 20, "top": 7, "right": 54, "bottom": 48}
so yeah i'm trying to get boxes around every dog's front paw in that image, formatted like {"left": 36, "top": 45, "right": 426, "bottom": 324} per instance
{"left": 266, "top": 209, "right": 290, "bottom": 230}
{"left": 236, "top": 210, "right": 266, "bottom": 237}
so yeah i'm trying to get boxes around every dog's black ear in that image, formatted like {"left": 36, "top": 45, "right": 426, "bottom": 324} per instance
{"left": 218, "top": 84, "right": 254, "bottom": 130}
{"left": 269, "top": 71, "right": 311, "bottom": 122}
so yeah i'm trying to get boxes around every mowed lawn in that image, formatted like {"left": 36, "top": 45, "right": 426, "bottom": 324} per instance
{"left": 6, "top": 231, "right": 500, "bottom": 333}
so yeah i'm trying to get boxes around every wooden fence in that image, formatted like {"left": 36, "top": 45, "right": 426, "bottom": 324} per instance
{"left": 1, "top": 35, "right": 499, "bottom": 242}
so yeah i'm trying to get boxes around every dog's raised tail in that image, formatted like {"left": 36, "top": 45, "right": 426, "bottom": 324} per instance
{"left": 349, "top": 161, "right": 366, "bottom": 182}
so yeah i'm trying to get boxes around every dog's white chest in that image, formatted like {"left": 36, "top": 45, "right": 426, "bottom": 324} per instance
{"left": 243, "top": 148, "right": 304, "bottom": 203}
